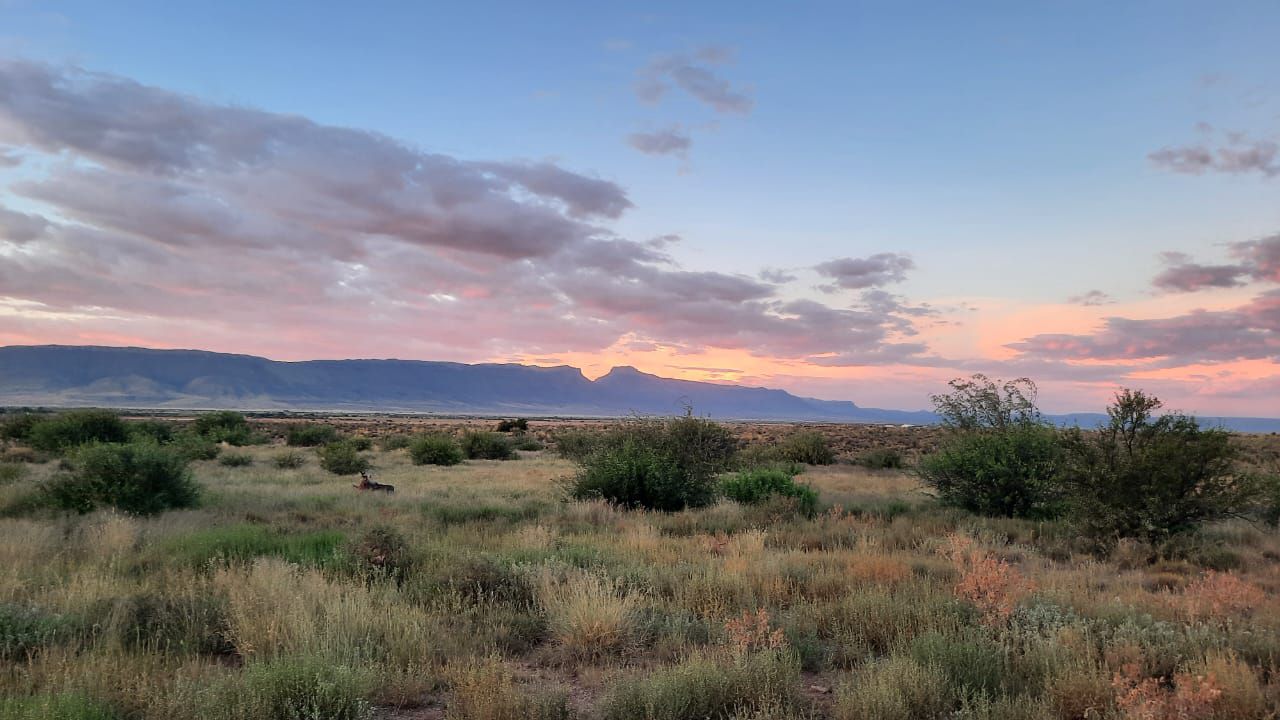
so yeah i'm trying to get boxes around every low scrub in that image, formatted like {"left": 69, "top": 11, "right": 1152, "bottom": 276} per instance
{"left": 218, "top": 452, "right": 253, "bottom": 467}
{"left": 273, "top": 451, "right": 306, "bottom": 469}
{"left": 28, "top": 410, "right": 129, "bottom": 453}
{"left": 721, "top": 468, "right": 818, "bottom": 517}
{"left": 217, "top": 656, "right": 373, "bottom": 720}
{"left": 461, "top": 431, "right": 515, "bottom": 460}
{"left": 854, "top": 448, "right": 905, "bottom": 469}
{"left": 0, "top": 463, "right": 25, "bottom": 484}
{"left": 408, "top": 434, "right": 463, "bottom": 466}
{"left": 286, "top": 423, "right": 341, "bottom": 447}
{"left": 567, "top": 414, "right": 736, "bottom": 511}
{"left": 600, "top": 650, "right": 800, "bottom": 720}
{"left": 318, "top": 441, "right": 370, "bottom": 475}
{"left": 553, "top": 429, "right": 600, "bottom": 462}
{"left": 833, "top": 655, "right": 951, "bottom": 720}
{"left": 191, "top": 411, "right": 260, "bottom": 446}
{"left": 44, "top": 442, "right": 199, "bottom": 515}
{"left": 448, "top": 655, "right": 572, "bottom": 720}
{"left": 126, "top": 419, "right": 175, "bottom": 444}
{"left": 0, "top": 692, "right": 118, "bottom": 720}
{"left": 775, "top": 431, "right": 836, "bottom": 465}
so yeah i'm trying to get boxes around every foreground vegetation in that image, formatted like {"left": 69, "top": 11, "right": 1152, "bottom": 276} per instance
{"left": 0, "top": 398, "right": 1277, "bottom": 719}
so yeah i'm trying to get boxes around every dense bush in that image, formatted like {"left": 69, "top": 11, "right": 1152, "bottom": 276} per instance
{"left": 854, "top": 448, "right": 905, "bottom": 469}
{"left": 408, "top": 434, "right": 463, "bottom": 466}
{"left": 919, "top": 375, "right": 1063, "bottom": 519}
{"left": 379, "top": 434, "right": 412, "bottom": 451}
{"left": 218, "top": 453, "right": 253, "bottom": 468}
{"left": 721, "top": 468, "right": 819, "bottom": 516}
{"left": 347, "top": 526, "right": 412, "bottom": 579}
{"left": 0, "top": 603, "right": 72, "bottom": 661}
{"left": 568, "top": 413, "right": 737, "bottom": 511}
{"left": 126, "top": 419, "right": 175, "bottom": 444}
{"left": 0, "top": 412, "right": 43, "bottom": 442}
{"left": 1060, "top": 389, "right": 1259, "bottom": 545}
{"left": 190, "top": 411, "right": 257, "bottom": 445}
{"left": 919, "top": 424, "right": 1064, "bottom": 518}
{"left": 513, "top": 437, "right": 544, "bottom": 451}
{"left": 229, "top": 656, "right": 373, "bottom": 720}
{"left": 272, "top": 451, "right": 306, "bottom": 469}
{"left": 172, "top": 434, "right": 221, "bottom": 461}
{"left": 775, "top": 431, "right": 836, "bottom": 465}
{"left": 317, "top": 441, "right": 370, "bottom": 475}
{"left": 44, "top": 442, "right": 199, "bottom": 515}
{"left": 28, "top": 410, "right": 129, "bottom": 453}
{"left": 285, "top": 423, "right": 340, "bottom": 447}
{"left": 461, "top": 431, "right": 515, "bottom": 460}
{"left": 347, "top": 435, "right": 373, "bottom": 451}
{"left": 495, "top": 418, "right": 529, "bottom": 433}
{"left": 553, "top": 429, "right": 600, "bottom": 462}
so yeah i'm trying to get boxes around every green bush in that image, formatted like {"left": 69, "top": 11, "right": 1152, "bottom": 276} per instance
{"left": 0, "top": 463, "right": 25, "bottom": 484}
{"left": 918, "top": 423, "right": 1063, "bottom": 519}
{"left": 126, "top": 419, "right": 175, "bottom": 444}
{"left": 0, "top": 692, "right": 118, "bottom": 720}
{"left": 775, "top": 431, "right": 836, "bottom": 465}
{"left": 513, "top": 437, "right": 545, "bottom": 451}
{"left": 0, "top": 412, "right": 42, "bottom": 442}
{"left": 379, "top": 434, "right": 412, "bottom": 451}
{"left": 854, "top": 448, "right": 905, "bottom": 469}
{"left": 190, "top": 411, "right": 257, "bottom": 445}
{"left": 833, "top": 655, "right": 951, "bottom": 720}
{"left": 408, "top": 434, "right": 463, "bottom": 466}
{"left": 317, "top": 441, "right": 370, "bottom": 475}
{"left": 28, "top": 410, "right": 129, "bottom": 453}
{"left": 0, "top": 603, "right": 72, "bottom": 661}
{"left": 285, "top": 423, "right": 340, "bottom": 447}
{"left": 218, "top": 452, "right": 253, "bottom": 467}
{"left": 44, "top": 442, "right": 198, "bottom": 515}
{"left": 495, "top": 418, "right": 529, "bottom": 432}
{"left": 721, "top": 468, "right": 819, "bottom": 517}
{"left": 347, "top": 526, "right": 412, "bottom": 579}
{"left": 601, "top": 650, "right": 799, "bottom": 720}
{"left": 273, "top": 451, "right": 306, "bottom": 469}
{"left": 225, "top": 656, "right": 373, "bottom": 720}
{"left": 172, "top": 433, "right": 221, "bottom": 461}
{"left": 553, "top": 429, "right": 600, "bottom": 462}
{"left": 461, "top": 431, "right": 515, "bottom": 460}
{"left": 568, "top": 414, "right": 737, "bottom": 511}
{"left": 1060, "top": 389, "right": 1259, "bottom": 545}
{"left": 347, "top": 435, "right": 373, "bottom": 451}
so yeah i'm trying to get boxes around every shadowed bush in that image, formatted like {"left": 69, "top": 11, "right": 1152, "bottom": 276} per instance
{"left": 568, "top": 413, "right": 736, "bottom": 511}
{"left": 854, "top": 448, "right": 905, "bottom": 469}
{"left": 273, "top": 451, "right": 306, "bottom": 469}
{"left": 0, "top": 603, "right": 74, "bottom": 661}
{"left": 44, "top": 442, "right": 198, "bottom": 515}
{"left": 191, "top": 411, "right": 258, "bottom": 445}
{"left": 125, "top": 419, "right": 175, "bottom": 444}
{"left": 775, "top": 431, "right": 836, "bottom": 465}
{"left": 461, "top": 431, "right": 515, "bottom": 460}
{"left": 495, "top": 418, "right": 529, "bottom": 433}
{"left": 408, "top": 434, "right": 463, "bottom": 466}
{"left": 553, "top": 429, "right": 600, "bottom": 462}
{"left": 28, "top": 410, "right": 129, "bottom": 453}
{"left": 286, "top": 424, "right": 341, "bottom": 447}
{"left": 721, "top": 468, "right": 818, "bottom": 517}
{"left": 318, "top": 440, "right": 370, "bottom": 475}
{"left": 0, "top": 412, "right": 43, "bottom": 442}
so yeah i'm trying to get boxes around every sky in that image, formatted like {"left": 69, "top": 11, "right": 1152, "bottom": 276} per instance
{"left": 0, "top": 1, "right": 1278, "bottom": 416}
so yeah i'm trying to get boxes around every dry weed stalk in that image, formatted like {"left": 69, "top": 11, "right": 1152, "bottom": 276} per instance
{"left": 724, "top": 608, "right": 787, "bottom": 654}
{"left": 1112, "top": 663, "right": 1222, "bottom": 720}
{"left": 1177, "top": 570, "right": 1265, "bottom": 623}
{"left": 943, "top": 532, "right": 1034, "bottom": 625}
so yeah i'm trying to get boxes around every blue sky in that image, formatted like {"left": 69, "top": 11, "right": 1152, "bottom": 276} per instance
{"left": 1, "top": 1, "right": 1278, "bottom": 414}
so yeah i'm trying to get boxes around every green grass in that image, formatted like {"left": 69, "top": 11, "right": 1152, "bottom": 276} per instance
{"left": 157, "top": 523, "right": 346, "bottom": 567}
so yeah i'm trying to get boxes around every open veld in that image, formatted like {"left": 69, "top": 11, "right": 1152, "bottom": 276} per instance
{"left": 2, "top": 414, "right": 1280, "bottom": 719}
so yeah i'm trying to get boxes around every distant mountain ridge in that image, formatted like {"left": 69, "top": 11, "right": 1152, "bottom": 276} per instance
{"left": 1, "top": 345, "right": 1276, "bottom": 431}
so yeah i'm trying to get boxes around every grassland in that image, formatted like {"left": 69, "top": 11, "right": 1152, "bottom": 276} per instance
{"left": 1, "top": 418, "right": 1279, "bottom": 719}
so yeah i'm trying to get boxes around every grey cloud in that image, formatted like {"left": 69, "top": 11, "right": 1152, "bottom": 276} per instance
{"left": 759, "top": 268, "right": 796, "bottom": 284}
{"left": 1151, "top": 234, "right": 1280, "bottom": 293}
{"left": 1066, "top": 290, "right": 1115, "bottom": 306}
{"left": 1150, "top": 128, "right": 1279, "bottom": 178}
{"left": 627, "top": 127, "right": 691, "bottom": 157}
{"left": 636, "top": 49, "right": 753, "bottom": 114}
{"left": 0, "top": 206, "right": 48, "bottom": 243}
{"left": 815, "top": 253, "right": 914, "bottom": 290}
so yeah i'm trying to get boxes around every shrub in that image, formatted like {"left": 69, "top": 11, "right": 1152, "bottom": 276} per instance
{"left": 273, "top": 451, "right": 305, "bottom": 469}
{"left": 534, "top": 568, "right": 637, "bottom": 658}
{"left": 0, "top": 692, "right": 118, "bottom": 720}
{"left": 218, "top": 452, "right": 253, "bottom": 467}
{"left": 126, "top": 419, "right": 175, "bottom": 444}
{"left": 231, "top": 656, "right": 373, "bottom": 720}
{"left": 567, "top": 413, "right": 736, "bottom": 511}
{"left": 347, "top": 435, "right": 373, "bottom": 451}
{"left": 172, "top": 433, "right": 221, "bottom": 461}
{"left": 408, "top": 434, "right": 463, "bottom": 466}
{"left": 0, "top": 463, "right": 25, "bottom": 484}
{"left": 919, "top": 422, "right": 1063, "bottom": 519}
{"left": 379, "top": 434, "right": 412, "bottom": 451}
{"left": 553, "top": 429, "right": 600, "bottom": 462}
{"left": 854, "top": 448, "right": 904, "bottom": 469}
{"left": 1060, "top": 389, "right": 1258, "bottom": 545}
{"left": 721, "top": 468, "right": 819, "bottom": 517}
{"left": 461, "top": 431, "right": 515, "bottom": 460}
{"left": 833, "top": 655, "right": 951, "bottom": 720}
{"left": 285, "top": 423, "right": 340, "bottom": 447}
{"left": 317, "top": 441, "right": 370, "bottom": 475}
{"left": 775, "top": 431, "right": 836, "bottom": 465}
{"left": 600, "top": 650, "right": 799, "bottom": 720}
{"left": 495, "top": 418, "right": 529, "bottom": 433}
{"left": 347, "top": 526, "right": 412, "bottom": 579}
{"left": 44, "top": 442, "right": 198, "bottom": 515}
{"left": 943, "top": 533, "right": 1035, "bottom": 626}
{"left": 514, "top": 437, "right": 545, "bottom": 451}
{"left": 28, "top": 410, "right": 129, "bottom": 453}
{"left": 191, "top": 411, "right": 256, "bottom": 445}
{"left": 448, "top": 656, "right": 572, "bottom": 720}
{"left": 0, "top": 412, "right": 42, "bottom": 441}
{"left": 0, "top": 603, "right": 72, "bottom": 661}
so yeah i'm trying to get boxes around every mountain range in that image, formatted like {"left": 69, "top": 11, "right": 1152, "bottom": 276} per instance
{"left": 1, "top": 345, "right": 1276, "bottom": 431}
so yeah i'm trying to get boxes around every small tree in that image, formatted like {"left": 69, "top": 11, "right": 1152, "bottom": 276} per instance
{"left": 318, "top": 441, "right": 370, "bottom": 475}
{"left": 45, "top": 442, "right": 199, "bottom": 514}
{"left": 1060, "top": 389, "right": 1256, "bottom": 546}
{"left": 191, "top": 411, "right": 256, "bottom": 445}
{"left": 919, "top": 375, "right": 1063, "bottom": 518}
